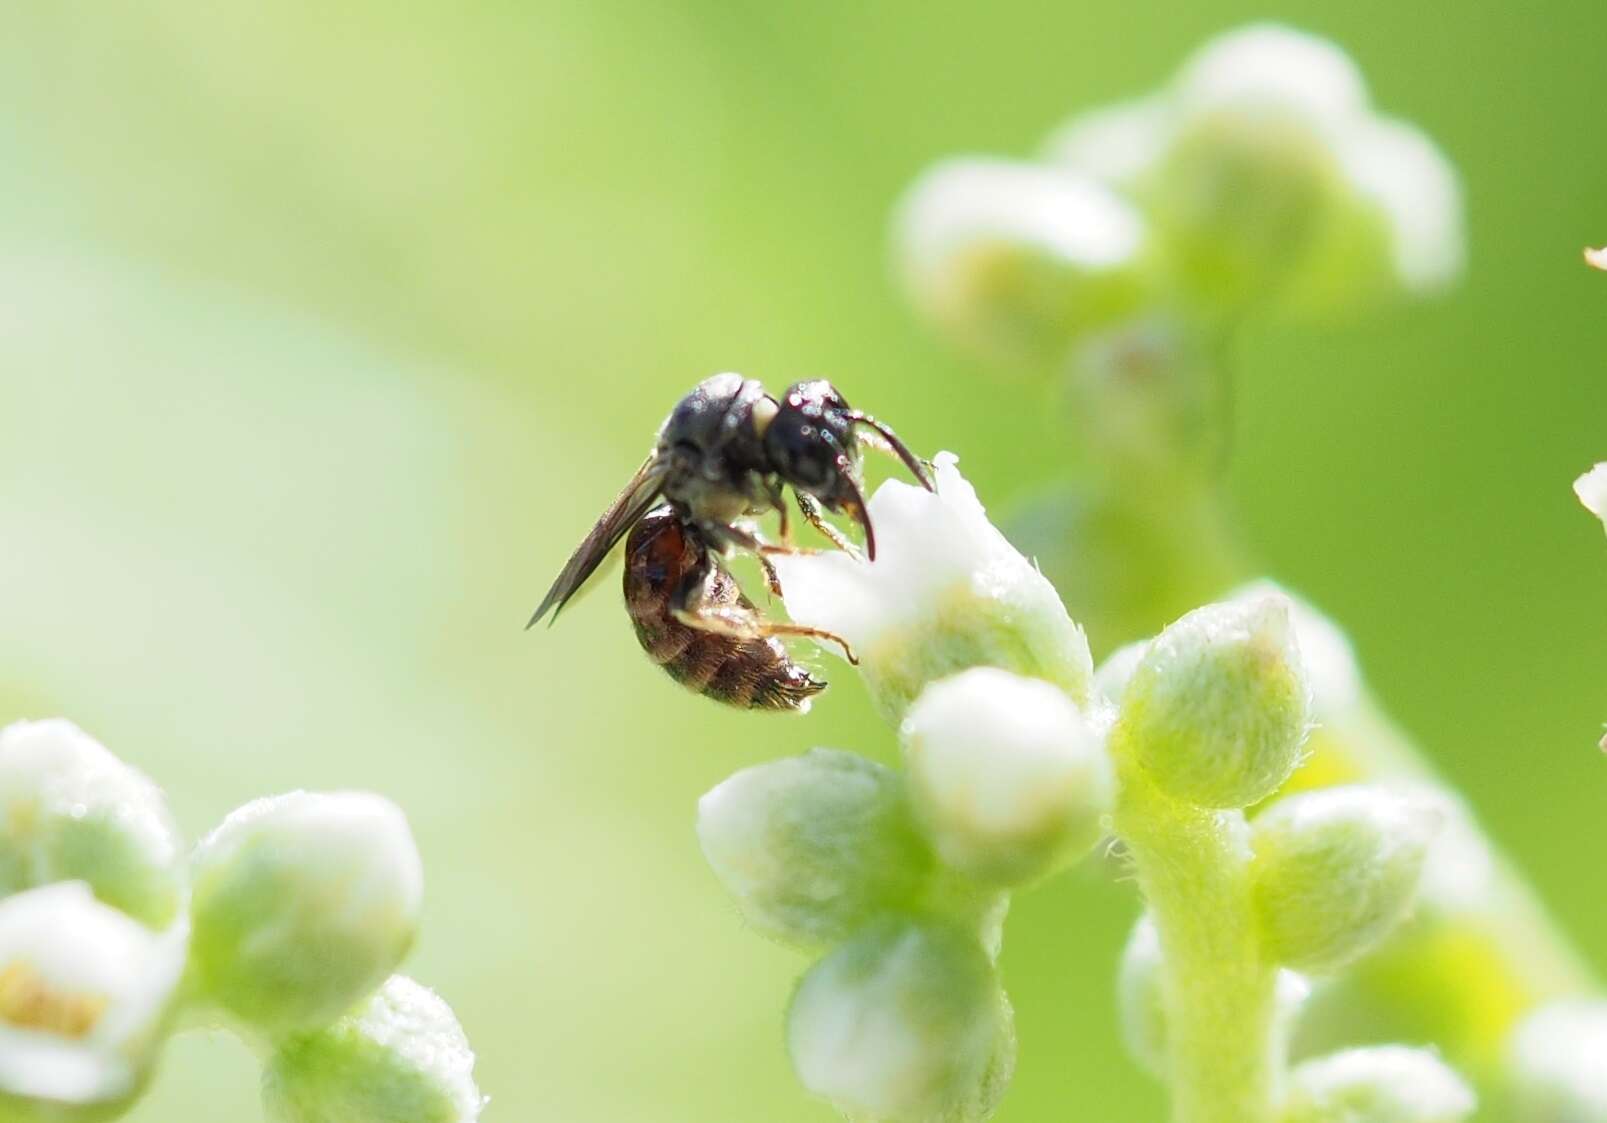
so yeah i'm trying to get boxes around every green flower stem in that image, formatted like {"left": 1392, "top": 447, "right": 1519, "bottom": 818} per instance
{"left": 1035, "top": 339, "right": 1595, "bottom": 1080}
{"left": 1114, "top": 755, "right": 1281, "bottom": 1123}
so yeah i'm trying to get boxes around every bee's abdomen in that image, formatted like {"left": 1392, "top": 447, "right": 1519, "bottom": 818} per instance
{"left": 623, "top": 510, "right": 825, "bottom": 711}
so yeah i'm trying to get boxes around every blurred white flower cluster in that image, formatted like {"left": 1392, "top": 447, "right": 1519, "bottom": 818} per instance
{"left": 701, "top": 458, "right": 1470, "bottom": 1123}
{"left": 896, "top": 23, "right": 1466, "bottom": 374}
{"left": 0, "top": 718, "right": 483, "bottom": 1122}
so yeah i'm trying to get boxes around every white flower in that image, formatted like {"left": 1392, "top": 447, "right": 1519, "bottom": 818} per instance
{"left": 1508, "top": 1000, "right": 1607, "bottom": 1123}
{"left": 1173, "top": 24, "right": 1370, "bottom": 132}
{"left": 1576, "top": 463, "right": 1607, "bottom": 533}
{"left": 0, "top": 718, "right": 184, "bottom": 928}
{"left": 263, "top": 975, "right": 486, "bottom": 1123}
{"left": 1251, "top": 786, "right": 1440, "bottom": 973}
{"left": 772, "top": 453, "right": 1094, "bottom": 720}
{"left": 189, "top": 791, "right": 424, "bottom": 1036}
{"left": 0, "top": 882, "right": 187, "bottom": 1110}
{"left": 1116, "top": 595, "right": 1310, "bottom": 809}
{"left": 787, "top": 918, "right": 1012, "bottom": 1123}
{"left": 1283, "top": 1046, "right": 1474, "bottom": 1123}
{"left": 696, "top": 748, "right": 934, "bottom": 947}
{"left": 892, "top": 159, "right": 1151, "bottom": 366}
{"left": 1043, "top": 98, "right": 1173, "bottom": 189}
{"left": 1336, "top": 116, "right": 1465, "bottom": 295}
{"left": 901, "top": 668, "right": 1112, "bottom": 885}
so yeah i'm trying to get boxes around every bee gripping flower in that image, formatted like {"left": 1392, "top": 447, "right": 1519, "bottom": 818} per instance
{"left": 900, "top": 668, "right": 1113, "bottom": 887}
{"left": 1281, "top": 1046, "right": 1474, "bottom": 1123}
{"left": 1115, "top": 595, "right": 1310, "bottom": 809}
{"left": 772, "top": 453, "right": 1095, "bottom": 723}
{"left": 0, "top": 882, "right": 187, "bottom": 1118}
{"left": 188, "top": 791, "right": 423, "bottom": 1037}
{"left": 262, "top": 974, "right": 485, "bottom": 1123}
{"left": 696, "top": 749, "right": 934, "bottom": 947}
{"left": 1250, "top": 786, "right": 1440, "bottom": 973}
{"left": 0, "top": 719, "right": 184, "bottom": 929}
{"left": 787, "top": 918, "right": 1013, "bottom": 1123}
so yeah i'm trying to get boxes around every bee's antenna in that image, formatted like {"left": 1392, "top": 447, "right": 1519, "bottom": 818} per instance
{"left": 847, "top": 411, "right": 934, "bottom": 491}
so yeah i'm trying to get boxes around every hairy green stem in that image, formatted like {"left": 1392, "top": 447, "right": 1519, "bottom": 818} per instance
{"left": 1115, "top": 757, "right": 1281, "bottom": 1123}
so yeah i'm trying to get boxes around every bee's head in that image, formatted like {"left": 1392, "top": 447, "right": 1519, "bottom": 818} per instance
{"left": 764, "top": 381, "right": 933, "bottom": 560}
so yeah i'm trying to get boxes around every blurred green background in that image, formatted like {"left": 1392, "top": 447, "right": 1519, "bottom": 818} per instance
{"left": 2, "top": 2, "right": 1605, "bottom": 1119}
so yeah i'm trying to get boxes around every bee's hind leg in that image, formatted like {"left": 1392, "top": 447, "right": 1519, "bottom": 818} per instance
{"left": 671, "top": 564, "right": 858, "bottom": 665}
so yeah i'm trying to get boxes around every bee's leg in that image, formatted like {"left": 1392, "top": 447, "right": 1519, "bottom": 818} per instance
{"left": 793, "top": 492, "right": 862, "bottom": 558}
{"left": 671, "top": 566, "right": 858, "bottom": 665}
{"left": 756, "top": 553, "right": 784, "bottom": 600}
{"left": 765, "top": 480, "right": 794, "bottom": 547}
{"left": 698, "top": 519, "right": 824, "bottom": 559}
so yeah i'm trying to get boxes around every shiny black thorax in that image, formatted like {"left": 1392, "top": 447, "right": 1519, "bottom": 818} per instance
{"left": 655, "top": 373, "right": 866, "bottom": 532}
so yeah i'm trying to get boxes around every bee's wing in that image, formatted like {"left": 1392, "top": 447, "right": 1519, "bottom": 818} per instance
{"left": 527, "top": 454, "right": 669, "bottom": 628}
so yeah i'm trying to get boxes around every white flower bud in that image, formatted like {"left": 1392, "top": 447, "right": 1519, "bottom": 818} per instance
{"left": 1508, "top": 1000, "right": 1607, "bottom": 1123}
{"left": 788, "top": 919, "right": 1013, "bottom": 1123}
{"left": 1043, "top": 98, "right": 1173, "bottom": 189}
{"left": 1117, "top": 596, "right": 1310, "bottom": 808}
{"left": 1577, "top": 463, "right": 1607, "bottom": 534}
{"left": 1335, "top": 116, "right": 1465, "bottom": 296}
{"left": 773, "top": 453, "right": 1095, "bottom": 722}
{"left": 0, "top": 882, "right": 187, "bottom": 1115}
{"left": 1227, "top": 582, "right": 1363, "bottom": 723}
{"left": 1124, "top": 23, "right": 1465, "bottom": 314}
{"left": 697, "top": 749, "right": 933, "bottom": 947}
{"left": 0, "top": 719, "right": 184, "bottom": 929}
{"left": 1251, "top": 786, "right": 1440, "bottom": 973}
{"left": 901, "top": 669, "right": 1112, "bottom": 886}
{"left": 1117, "top": 912, "right": 1308, "bottom": 1080}
{"left": 1116, "top": 914, "right": 1168, "bottom": 1077}
{"left": 893, "top": 158, "right": 1152, "bottom": 367}
{"left": 263, "top": 975, "right": 485, "bottom": 1123}
{"left": 1282, "top": 1046, "right": 1474, "bottom": 1123}
{"left": 1094, "top": 640, "right": 1148, "bottom": 709}
{"left": 189, "top": 791, "right": 423, "bottom": 1036}
{"left": 1174, "top": 24, "right": 1369, "bottom": 131}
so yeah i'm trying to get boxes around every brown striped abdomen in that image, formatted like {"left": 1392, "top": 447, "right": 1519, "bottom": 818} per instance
{"left": 623, "top": 508, "right": 825, "bottom": 711}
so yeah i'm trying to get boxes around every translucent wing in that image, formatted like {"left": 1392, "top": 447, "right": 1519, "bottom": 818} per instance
{"left": 527, "top": 453, "right": 668, "bottom": 628}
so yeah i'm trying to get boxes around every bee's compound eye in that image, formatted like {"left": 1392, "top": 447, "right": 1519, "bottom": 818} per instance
{"left": 768, "top": 417, "right": 836, "bottom": 491}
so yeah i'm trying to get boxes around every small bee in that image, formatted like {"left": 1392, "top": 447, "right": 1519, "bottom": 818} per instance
{"left": 528, "top": 373, "right": 933, "bottom": 710}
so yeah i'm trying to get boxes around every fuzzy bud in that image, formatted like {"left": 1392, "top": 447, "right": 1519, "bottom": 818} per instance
{"left": 893, "top": 158, "right": 1152, "bottom": 367}
{"left": 0, "top": 719, "right": 184, "bottom": 929}
{"left": 189, "top": 791, "right": 423, "bottom": 1036}
{"left": 1116, "top": 596, "right": 1309, "bottom": 808}
{"left": 1507, "top": 1000, "right": 1607, "bottom": 1123}
{"left": 0, "top": 882, "right": 187, "bottom": 1118}
{"left": 787, "top": 918, "right": 1013, "bottom": 1123}
{"left": 901, "top": 668, "right": 1112, "bottom": 886}
{"left": 1251, "top": 786, "right": 1439, "bottom": 973}
{"left": 774, "top": 453, "right": 1094, "bottom": 722}
{"left": 262, "top": 975, "right": 485, "bottom": 1123}
{"left": 1282, "top": 1046, "right": 1474, "bottom": 1123}
{"left": 697, "top": 749, "right": 933, "bottom": 947}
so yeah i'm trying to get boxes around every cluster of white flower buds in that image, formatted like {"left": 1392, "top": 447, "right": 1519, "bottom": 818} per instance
{"left": 894, "top": 24, "right": 1467, "bottom": 511}
{"left": 0, "top": 718, "right": 483, "bottom": 1122}
{"left": 896, "top": 23, "right": 1465, "bottom": 374}
{"left": 701, "top": 458, "right": 1473, "bottom": 1122}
